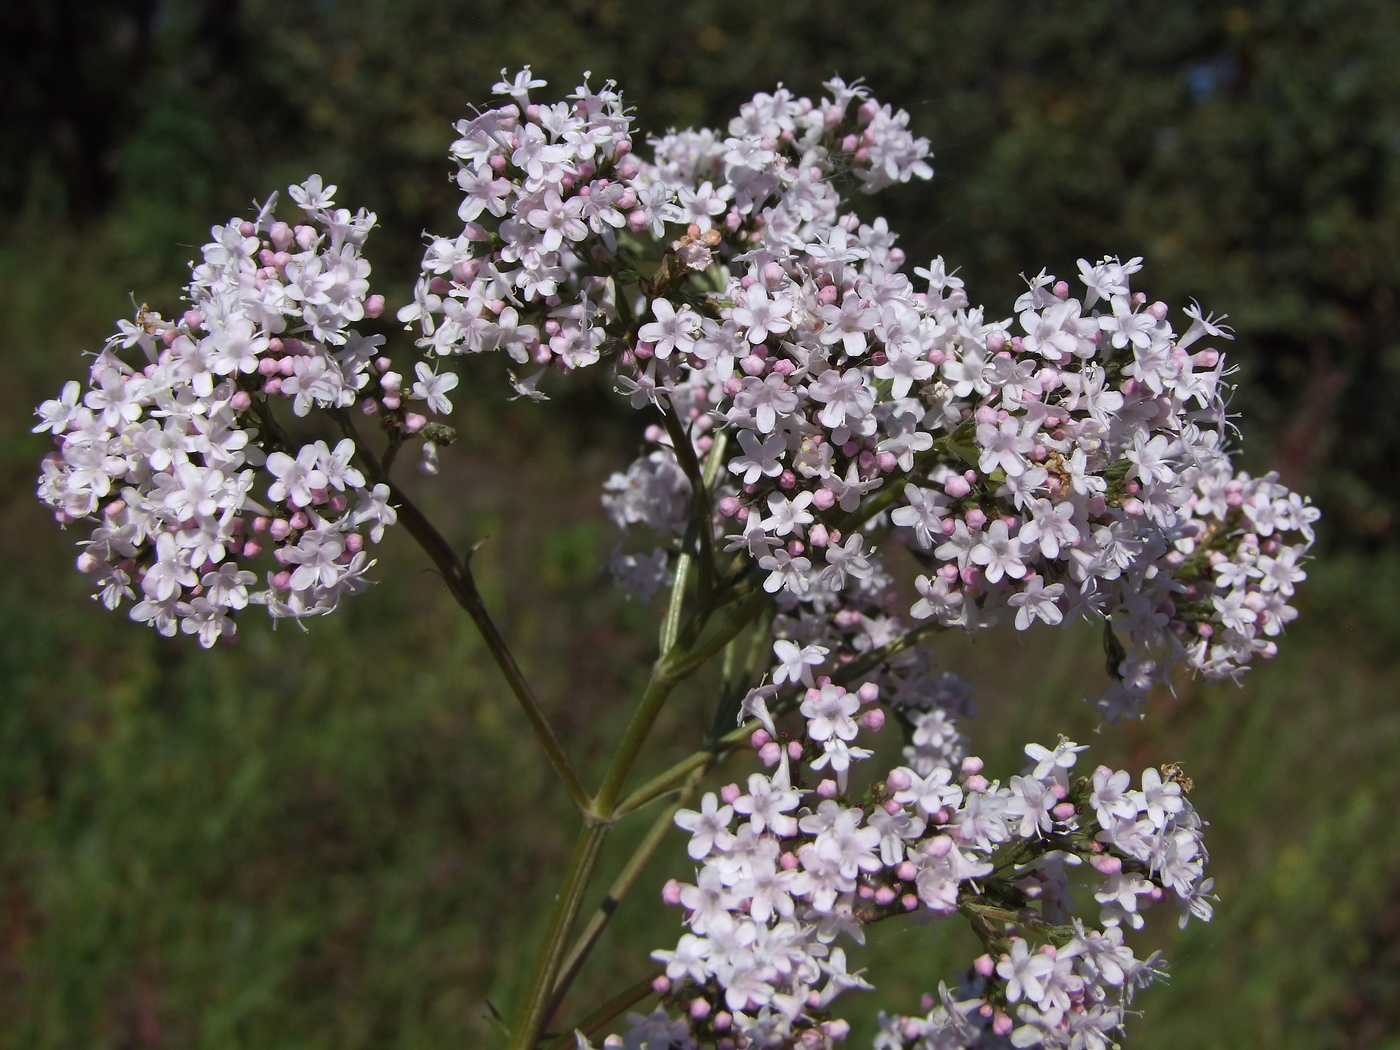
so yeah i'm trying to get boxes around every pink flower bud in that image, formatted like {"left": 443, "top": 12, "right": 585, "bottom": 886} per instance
{"left": 720, "top": 782, "right": 741, "bottom": 804}
{"left": 896, "top": 861, "right": 917, "bottom": 882}
{"left": 965, "top": 774, "right": 990, "bottom": 792}
{"left": 816, "top": 779, "right": 838, "bottom": 799}
{"left": 993, "top": 1012, "right": 1013, "bottom": 1037}
{"left": 266, "top": 221, "right": 291, "bottom": 250}
{"left": 902, "top": 893, "right": 919, "bottom": 911}
{"left": 739, "top": 354, "right": 766, "bottom": 376}
{"left": 750, "top": 729, "right": 771, "bottom": 748}
{"left": 974, "top": 953, "right": 995, "bottom": 977}
{"left": 886, "top": 769, "right": 911, "bottom": 792}
{"left": 1091, "top": 854, "right": 1122, "bottom": 876}
{"left": 404, "top": 413, "right": 428, "bottom": 434}
{"left": 811, "top": 487, "right": 836, "bottom": 511}
{"left": 860, "top": 708, "right": 886, "bottom": 731}
{"left": 661, "top": 878, "right": 683, "bottom": 905}
{"left": 758, "top": 741, "right": 781, "bottom": 767}
{"left": 858, "top": 681, "right": 880, "bottom": 704}
{"left": 787, "top": 740, "right": 803, "bottom": 760}
{"left": 242, "top": 540, "right": 262, "bottom": 558}
{"left": 1053, "top": 801, "right": 1077, "bottom": 820}
{"left": 944, "top": 475, "right": 971, "bottom": 498}
{"left": 689, "top": 998, "right": 711, "bottom": 1020}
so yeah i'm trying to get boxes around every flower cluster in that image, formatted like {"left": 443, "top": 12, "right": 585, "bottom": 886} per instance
{"left": 627, "top": 636, "right": 1208, "bottom": 1050}
{"left": 604, "top": 250, "right": 1318, "bottom": 718}
{"left": 31, "top": 178, "right": 444, "bottom": 643}
{"left": 394, "top": 69, "right": 1315, "bottom": 710}
{"left": 398, "top": 69, "right": 931, "bottom": 390}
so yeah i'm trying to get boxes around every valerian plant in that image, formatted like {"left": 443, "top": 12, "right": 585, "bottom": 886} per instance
{"left": 35, "top": 69, "right": 1317, "bottom": 1050}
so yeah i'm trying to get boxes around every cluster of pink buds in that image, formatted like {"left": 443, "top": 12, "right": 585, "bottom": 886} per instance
{"left": 32, "top": 177, "right": 457, "bottom": 643}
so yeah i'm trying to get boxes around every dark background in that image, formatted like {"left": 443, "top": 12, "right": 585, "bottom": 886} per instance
{"left": 2, "top": 1, "right": 1398, "bottom": 1046}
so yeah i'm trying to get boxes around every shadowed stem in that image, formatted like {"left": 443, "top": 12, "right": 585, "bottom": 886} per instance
{"left": 336, "top": 413, "right": 593, "bottom": 817}
{"left": 544, "top": 972, "right": 661, "bottom": 1050}
{"left": 660, "top": 404, "right": 717, "bottom": 603}
{"left": 509, "top": 823, "right": 610, "bottom": 1050}
{"left": 547, "top": 770, "right": 703, "bottom": 1018}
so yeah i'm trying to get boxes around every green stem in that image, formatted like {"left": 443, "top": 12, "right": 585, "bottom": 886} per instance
{"left": 548, "top": 773, "right": 701, "bottom": 1016}
{"left": 592, "top": 671, "right": 680, "bottom": 819}
{"left": 660, "top": 405, "right": 716, "bottom": 604}
{"left": 544, "top": 973, "right": 660, "bottom": 1050}
{"left": 508, "top": 824, "right": 610, "bottom": 1050}
{"left": 336, "top": 413, "right": 593, "bottom": 818}
{"left": 612, "top": 618, "right": 945, "bottom": 817}
{"left": 662, "top": 586, "right": 770, "bottom": 681}
{"left": 659, "top": 552, "right": 692, "bottom": 656}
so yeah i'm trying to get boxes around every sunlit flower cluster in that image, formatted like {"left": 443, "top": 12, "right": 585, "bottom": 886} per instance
{"left": 32, "top": 180, "right": 438, "bottom": 643}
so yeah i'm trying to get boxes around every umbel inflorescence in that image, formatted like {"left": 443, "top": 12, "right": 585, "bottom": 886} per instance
{"left": 36, "top": 69, "right": 1315, "bottom": 1049}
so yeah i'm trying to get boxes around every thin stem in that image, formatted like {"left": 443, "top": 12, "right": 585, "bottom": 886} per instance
{"left": 336, "top": 412, "right": 593, "bottom": 817}
{"left": 508, "top": 824, "right": 610, "bottom": 1050}
{"left": 595, "top": 585, "right": 770, "bottom": 819}
{"left": 548, "top": 772, "right": 702, "bottom": 1015}
{"left": 660, "top": 405, "right": 716, "bottom": 604}
{"left": 592, "top": 671, "right": 680, "bottom": 819}
{"left": 612, "top": 618, "right": 946, "bottom": 817}
{"left": 662, "top": 586, "right": 770, "bottom": 681}
{"left": 659, "top": 552, "right": 692, "bottom": 656}
{"left": 544, "top": 973, "right": 659, "bottom": 1050}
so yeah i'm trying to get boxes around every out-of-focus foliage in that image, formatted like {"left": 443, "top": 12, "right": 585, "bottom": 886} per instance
{"left": 4, "top": 1, "right": 1400, "bottom": 1047}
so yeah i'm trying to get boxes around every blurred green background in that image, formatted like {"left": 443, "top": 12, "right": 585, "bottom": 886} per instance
{"left": 2, "top": 0, "right": 1399, "bottom": 1046}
